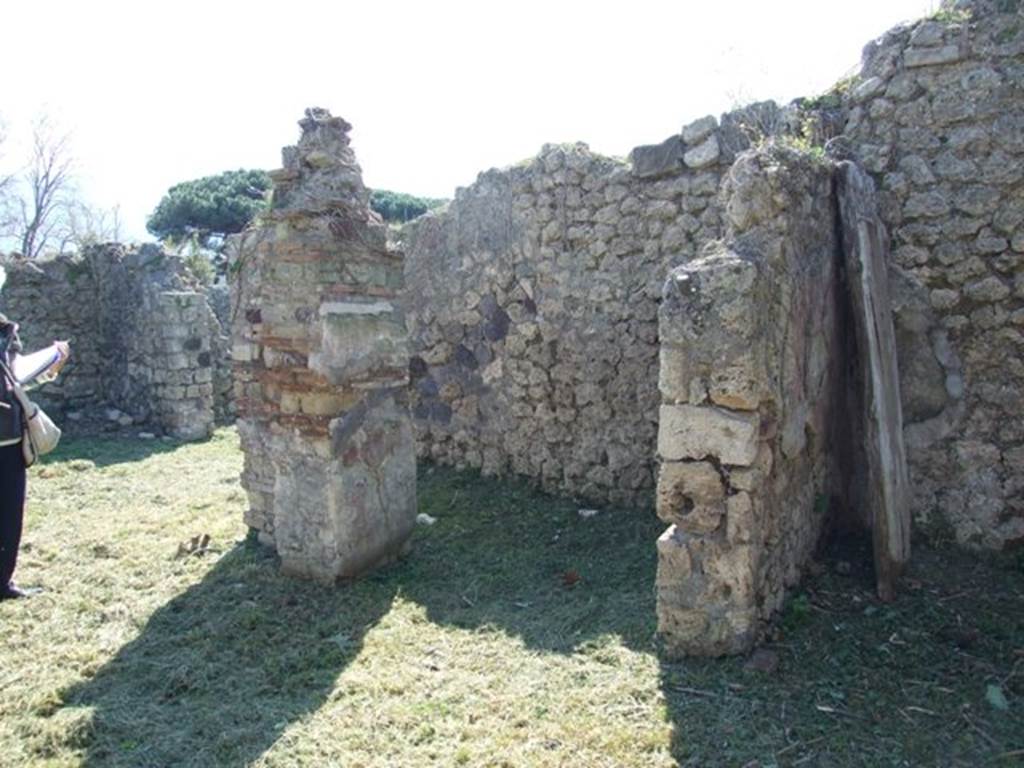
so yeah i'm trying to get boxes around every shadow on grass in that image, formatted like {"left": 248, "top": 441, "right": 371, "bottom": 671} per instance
{"left": 45, "top": 433, "right": 188, "bottom": 468}
{"left": 656, "top": 532, "right": 1024, "bottom": 766}
{"left": 395, "top": 463, "right": 662, "bottom": 654}
{"left": 404, "top": 467, "right": 1024, "bottom": 764}
{"left": 59, "top": 463, "right": 663, "bottom": 766}
{"left": 61, "top": 541, "right": 398, "bottom": 767}
{"left": 58, "top": 461, "right": 1023, "bottom": 766}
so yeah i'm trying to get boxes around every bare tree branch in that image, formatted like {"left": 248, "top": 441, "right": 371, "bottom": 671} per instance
{"left": 18, "top": 115, "right": 75, "bottom": 258}
{"left": 0, "top": 120, "right": 17, "bottom": 236}
{"left": 66, "top": 200, "right": 125, "bottom": 249}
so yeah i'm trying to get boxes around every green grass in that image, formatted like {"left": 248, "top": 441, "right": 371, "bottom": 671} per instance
{"left": 1, "top": 429, "right": 1022, "bottom": 766}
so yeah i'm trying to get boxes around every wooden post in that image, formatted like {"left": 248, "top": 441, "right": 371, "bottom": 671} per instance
{"left": 836, "top": 161, "right": 911, "bottom": 601}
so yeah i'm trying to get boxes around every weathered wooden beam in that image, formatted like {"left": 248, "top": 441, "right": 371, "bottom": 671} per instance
{"left": 836, "top": 161, "right": 911, "bottom": 601}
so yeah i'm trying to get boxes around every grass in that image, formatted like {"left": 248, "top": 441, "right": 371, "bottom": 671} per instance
{"left": 1, "top": 429, "right": 1022, "bottom": 767}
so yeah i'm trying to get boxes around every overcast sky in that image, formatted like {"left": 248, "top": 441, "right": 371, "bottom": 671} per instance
{"left": 2, "top": 0, "right": 933, "bottom": 243}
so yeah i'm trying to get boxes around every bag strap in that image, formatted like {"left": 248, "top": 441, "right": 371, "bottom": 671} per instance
{"left": 0, "top": 359, "right": 33, "bottom": 415}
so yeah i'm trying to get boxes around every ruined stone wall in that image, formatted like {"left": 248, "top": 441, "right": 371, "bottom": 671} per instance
{"left": 230, "top": 108, "right": 416, "bottom": 582}
{"left": 402, "top": 118, "right": 736, "bottom": 507}
{"left": 655, "top": 148, "right": 844, "bottom": 655}
{"left": 0, "top": 244, "right": 222, "bottom": 440}
{"left": 0, "top": 253, "right": 105, "bottom": 417}
{"left": 838, "top": 0, "right": 1024, "bottom": 547}
{"left": 206, "top": 283, "right": 236, "bottom": 422}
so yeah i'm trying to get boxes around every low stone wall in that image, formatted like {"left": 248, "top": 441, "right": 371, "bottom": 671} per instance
{"left": 655, "top": 148, "right": 845, "bottom": 655}
{"left": 837, "top": 0, "right": 1024, "bottom": 547}
{"left": 230, "top": 108, "right": 416, "bottom": 582}
{"left": 0, "top": 244, "right": 226, "bottom": 440}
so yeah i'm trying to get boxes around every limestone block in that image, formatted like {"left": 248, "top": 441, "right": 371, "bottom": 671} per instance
{"left": 682, "top": 115, "right": 717, "bottom": 144}
{"left": 909, "top": 20, "right": 945, "bottom": 48}
{"left": 630, "top": 135, "right": 684, "bottom": 179}
{"left": 905, "top": 45, "right": 962, "bottom": 68}
{"left": 278, "top": 396, "right": 417, "bottom": 581}
{"left": 232, "top": 342, "right": 260, "bottom": 362}
{"left": 657, "top": 460, "right": 726, "bottom": 511}
{"left": 851, "top": 76, "right": 886, "bottom": 102}
{"left": 964, "top": 276, "right": 1011, "bottom": 302}
{"left": 684, "top": 135, "right": 720, "bottom": 169}
{"left": 727, "top": 444, "right": 774, "bottom": 492}
{"left": 659, "top": 253, "right": 765, "bottom": 409}
{"left": 165, "top": 353, "right": 191, "bottom": 370}
{"left": 658, "top": 404, "right": 759, "bottom": 466}
{"left": 726, "top": 492, "right": 756, "bottom": 545}
{"left": 309, "top": 301, "right": 409, "bottom": 384}
{"left": 656, "top": 525, "right": 758, "bottom": 657}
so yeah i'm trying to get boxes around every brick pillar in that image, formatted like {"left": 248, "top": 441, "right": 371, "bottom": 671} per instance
{"left": 230, "top": 108, "right": 415, "bottom": 582}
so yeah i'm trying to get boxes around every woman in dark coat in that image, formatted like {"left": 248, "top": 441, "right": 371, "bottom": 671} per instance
{"left": 0, "top": 313, "right": 68, "bottom": 599}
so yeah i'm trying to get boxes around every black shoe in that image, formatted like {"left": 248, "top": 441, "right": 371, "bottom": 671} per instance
{"left": 1, "top": 583, "right": 42, "bottom": 599}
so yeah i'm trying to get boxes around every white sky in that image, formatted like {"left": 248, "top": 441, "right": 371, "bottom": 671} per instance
{"left": 2, "top": 0, "right": 933, "bottom": 243}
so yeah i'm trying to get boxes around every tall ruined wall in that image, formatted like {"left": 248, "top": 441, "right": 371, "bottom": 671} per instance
{"left": 230, "top": 108, "right": 416, "bottom": 582}
{"left": 402, "top": 118, "right": 734, "bottom": 507}
{"left": 0, "top": 244, "right": 222, "bottom": 440}
{"left": 655, "top": 148, "right": 845, "bottom": 655}
{"left": 839, "top": 0, "right": 1024, "bottom": 547}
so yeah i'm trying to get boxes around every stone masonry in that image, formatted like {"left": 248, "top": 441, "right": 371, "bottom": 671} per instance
{"left": 401, "top": 123, "right": 735, "bottom": 508}
{"left": 0, "top": 244, "right": 225, "bottom": 440}
{"left": 836, "top": 0, "right": 1024, "bottom": 548}
{"left": 230, "top": 108, "right": 416, "bottom": 582}
{"left": 655, "top": 148, "right": 846, "bottom": 655}
{"left": 402, "top": 0, "right": 1023, "bottom": 556}
{"left": 217, "top": 0, "right": 1023, "bottom": 656}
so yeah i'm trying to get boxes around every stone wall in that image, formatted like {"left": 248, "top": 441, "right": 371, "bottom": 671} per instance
{"left": 0, "top": 253, "right": 106, "bottom": 416}
{"left": 0, "top": 244, "right": 225, "bottom": 440}
{"left": 399, "top": 0, "right": 1023, "bottom": 552}
{"left": 230, "top": 108, "right": 416, "bottom": 582}
{"left": 655, "top": 147, "right": 846, "bottom": 655}
{"left": 207, "top": 283, "right": 236, "bottom": 422}
{"left": 401, "top": 116, "right": 737, "bottom": 507}
{"left": 837, "top": 0, "right": 1024, "bottom": 547}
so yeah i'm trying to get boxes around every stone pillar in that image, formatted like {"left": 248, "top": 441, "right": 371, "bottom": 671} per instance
{"left": 140, "top": 289, "right": 218, "bottom": 441}
{"left": 230, "top": 108, "right": 416, "bottom": 582}
{"left": 655, "top": 147, "right": 844, "bottom": 656}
